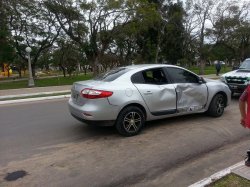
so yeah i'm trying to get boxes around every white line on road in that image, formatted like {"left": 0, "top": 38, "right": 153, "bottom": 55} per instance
{"left": 0, "top": 90, "right": 70, "bottom": 99}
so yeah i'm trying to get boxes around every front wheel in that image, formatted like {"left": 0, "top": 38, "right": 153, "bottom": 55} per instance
{"left": 115, "top": 106, "right": 145, "bottom": 136}
{"left": 207, "top": 94, "right": 225, "bottom": 117}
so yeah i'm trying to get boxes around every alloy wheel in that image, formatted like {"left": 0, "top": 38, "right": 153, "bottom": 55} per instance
{"left": 216, "top": 96, "right": 224, "bottom": 115}
{"left": 123, "top": 111, "right": 142, "bottom": 133}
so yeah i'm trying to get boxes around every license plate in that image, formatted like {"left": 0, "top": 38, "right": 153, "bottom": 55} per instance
{"left": 231, "top": 85, "right": 238, "bottom": 89}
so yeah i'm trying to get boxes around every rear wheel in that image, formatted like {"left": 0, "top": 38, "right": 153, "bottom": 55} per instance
{"left": 207, "top": 94, "right": 225, "bottom": 117}
{"left": 115, "top": 106, "right": 145, "bottom": 136}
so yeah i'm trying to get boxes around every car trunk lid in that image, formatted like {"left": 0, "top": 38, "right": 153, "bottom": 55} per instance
{"left": 71, "top": 80, "right": 110, "bottom": 105}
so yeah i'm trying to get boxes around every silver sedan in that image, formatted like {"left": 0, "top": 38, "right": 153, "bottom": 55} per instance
{"left": 68, "top": 64, "right": 231, "bottom": 136}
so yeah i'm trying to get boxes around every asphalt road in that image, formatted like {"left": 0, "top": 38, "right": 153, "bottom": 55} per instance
{"left": 0, "top": 97, "right": 250, "bottom": 187}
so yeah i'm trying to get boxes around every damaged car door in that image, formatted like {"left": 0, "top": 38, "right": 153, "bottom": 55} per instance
{"left": 132, "top": 68, "right": 177, "bottom": 116}
{"left": 164, "top": 67, "right": 208, "bottom": 114}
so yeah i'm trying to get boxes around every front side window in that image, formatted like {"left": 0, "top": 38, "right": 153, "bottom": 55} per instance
{"left": 165, "top": 67, "right": 199, "bottom": 83}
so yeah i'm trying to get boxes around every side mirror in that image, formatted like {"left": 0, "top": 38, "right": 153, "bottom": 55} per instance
{"left": 198, "top": 77, "right": 205, "bottom": 84}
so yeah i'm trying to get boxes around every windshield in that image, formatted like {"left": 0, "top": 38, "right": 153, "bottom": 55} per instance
{"left": 94, "top": 67, "right": 130, "bottom": 82}
{"left": 239, "top": 59, "right": 250, "bottom": 70}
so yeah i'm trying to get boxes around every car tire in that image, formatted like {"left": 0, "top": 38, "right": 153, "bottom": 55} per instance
{"left": 207, "top": 94, "right": 225, "bottom": 117}
{"left": 115, "top": 106, "right": 145, "bottom": 136}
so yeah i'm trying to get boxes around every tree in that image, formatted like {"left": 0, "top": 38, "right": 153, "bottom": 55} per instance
{"left": 127, "top": 0, "right": 186, "bottom": 66}
{"left": 207, "top": 1, "right": 250, "bottom": 63}
{"left": 52, "top": 40, "right": 81, "bottom": 77}
{"left": 110, "top": 0, "right": 160, "bottom": 65}
{"left": 160, "top": 1, "right": 185, "bottom": 64}
{"left": 0, "top": 0, "right": 15, "bottom": 74}
{"left": 37, "top": 49, "right": 54, "bottom": 71}
{"left": 182, "top": 0, "right": 200, "bottom": 66}
{"left": 184, "top": 0, "right": 217, "bottom": 74}
{"left": 46, "top": 0, "right": 160, "bottom": 74}
{"left": 205, "top": 43, "right": 233, "bottom": 64}
{"left": 7, "top": 0, "right": 61, "bottom": 77}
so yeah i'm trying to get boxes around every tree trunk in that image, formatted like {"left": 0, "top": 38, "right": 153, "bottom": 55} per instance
{"left": 7, "top": 67, "right": 10, "bottom": 77}
{"left": 31, "top": 64, "right": 36, "bottom": 77}
{"left": 155, "top": 42, "right": 160, "bottom": 64}
{"left": 93, "top": 57, "right": 99, "bottom": 76}
{"left": 18, "top": 69, "right": 22, "bottom": 78}
{"left": 59, "top": 64, "right": 66, "bottom": 77}
{"left": 84, "top": 67, "right": 87, "bottom": 75}
{"left": 199, "top": 59, "right": 205, "bottom": 75}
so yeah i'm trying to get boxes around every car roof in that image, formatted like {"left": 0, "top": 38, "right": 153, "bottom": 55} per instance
{"left": 124, "top": 64, "right": 177, "bottom": 71}
{"left": 114, "top": 64, "right": 192, "bottom": 82}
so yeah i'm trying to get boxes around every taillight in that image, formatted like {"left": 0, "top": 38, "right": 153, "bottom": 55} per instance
{"left": 81, "top": 88, "right": 113, "bottom": 99}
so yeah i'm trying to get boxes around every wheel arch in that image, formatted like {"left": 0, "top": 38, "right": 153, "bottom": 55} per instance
{"left": 206, "top": 91, "right": 227, "bottom": 117}
{"left": 119, "top": 103, "right": 147, "bottom": 120}
{"left": 207, "top": 91, "right": 228, "bottom": 108}
{"left": 215, "top": 91, "right": 228, "bottom": 106}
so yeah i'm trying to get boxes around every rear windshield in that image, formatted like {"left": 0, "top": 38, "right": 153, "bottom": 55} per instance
{"left": 94, "top": 67, "right": 130, "bottom": 82}
{"left": 239, "top": 59, "right": 250, "bottom": 70}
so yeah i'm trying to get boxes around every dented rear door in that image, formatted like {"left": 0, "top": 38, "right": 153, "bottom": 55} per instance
{"left": 132, "top": 68, "right": 177, "bottom": 116}
{"left": 134, "top": 84, "right": 177, "bottom": 115}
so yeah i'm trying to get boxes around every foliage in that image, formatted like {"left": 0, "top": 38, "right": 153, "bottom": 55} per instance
{"left": 0, "top": 73, "right": 93, "bottom": 90}
{"left": 45, "top": 0, "right": 161, "bottom": 73}
{"left": 160, "top": 1, "right": 185, "bottom": 64}
{"left": 0, "top": 0, "right": 15, "bottom": 70}
{"left": 0, "top": 0, "right": 249, "bottom": 78}
{"left": 52, "top": 40, "right": 82, "bottom": 77}
{"left": 209, "top": 43, "right": 235, "bottom": 62}
{"left": 7, "top": 0, "right": 61, "bottom": 76}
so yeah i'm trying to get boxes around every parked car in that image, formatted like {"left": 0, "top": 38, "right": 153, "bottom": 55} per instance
{"left": 221, "top": 58, "right": 250, "bottom": 95}
{"left": 68, "top": 64, "right": 231, "bottom": 136}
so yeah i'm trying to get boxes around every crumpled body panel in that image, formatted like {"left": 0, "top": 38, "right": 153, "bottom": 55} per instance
{"left": 175, "top": 83, "right": 208, "bottom": 113}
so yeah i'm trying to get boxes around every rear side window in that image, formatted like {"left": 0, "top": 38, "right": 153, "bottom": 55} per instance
{"left": 94, "top": 67, "right": 130, "bottom": 82}
{"left": 131, "top": 72, "right": 145, "bottom": 84}
{"left": 165, "top": 67, "right": 199, "bottom": 83}
{"left": 131, "top": 68, "right": 168, "bottom": 85}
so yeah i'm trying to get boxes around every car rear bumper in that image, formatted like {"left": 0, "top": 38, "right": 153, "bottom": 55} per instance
{"left": 70, "top": 113, "right": 115, "bottom": 126}
{"left": 68, "top": 98, "right": 119, "bottom": 125}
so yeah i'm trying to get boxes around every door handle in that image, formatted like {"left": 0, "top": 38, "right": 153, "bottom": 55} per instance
{"left": 144, "top": 91, "right": 153, "bottom": 95}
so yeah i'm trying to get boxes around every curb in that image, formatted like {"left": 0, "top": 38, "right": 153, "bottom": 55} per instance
{"left": 188, "top": 161, "right": 244, "bottom": 187}
{"left": 0, "top": 90, "right": 70, "bottom": 100}
{"left": 0, "top": 94, "right": 71, "bottom": 105}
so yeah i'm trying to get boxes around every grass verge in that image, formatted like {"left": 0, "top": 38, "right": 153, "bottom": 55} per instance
{"left": 207, "top": 173, "right": 250, "bottom": 187}
{"left": 0, "top": 74, "right": 92, "bottom": 90}
{"left": 188, "top": 65, "right": 231, "bottom": 75}
{"left": 0, "top": 66, "right": 232, "bottom": 90}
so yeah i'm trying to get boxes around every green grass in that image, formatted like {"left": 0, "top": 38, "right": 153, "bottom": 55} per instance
{"left": 188, "top": 65, "right": 231, "bottom": 75}
{"left": 0, "top": 65, "right": 233, "bottom": 90}
{"left": 0, "top": 74, "right": 93, "bottom": 90}
{"left": 207, "top": 173, "right": 250, "bottom": 187}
